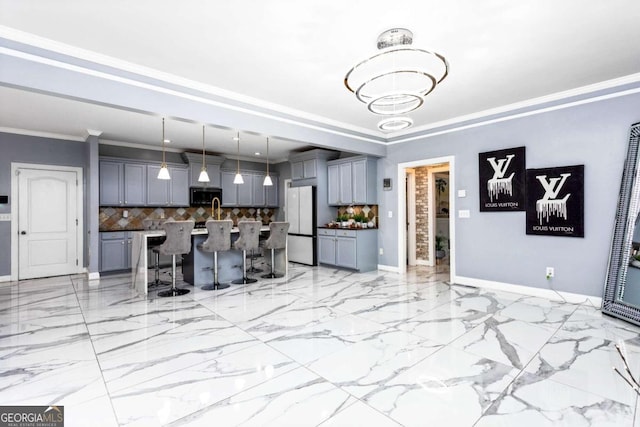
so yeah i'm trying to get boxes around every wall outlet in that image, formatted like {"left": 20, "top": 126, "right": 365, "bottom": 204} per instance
{"left": 546, "top": 267, "right": 554, "bottom": 279}
{"left": 123, "top": 210, "right": 129, "bottom": 218}
{"left": 379, "top": 248, "right": 384, "bottom": 255}
{"left": 388, "top": 210, "right": 393, "bottom": 218}
{"left": 458, "top": 210, "right": 470, "bottom": 218}
{"left": 0, "top": 213, "right": 10, "bottom": 221}
{"left": 458, "top": 189, "right": 467, "bottom": 198}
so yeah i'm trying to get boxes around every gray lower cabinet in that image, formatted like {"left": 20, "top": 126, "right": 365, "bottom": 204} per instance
{"left": 317, "top": 228, "right": 377, "bottom": 272}
{"left": 100, "top": 231, "right": 132, "bottom": 272}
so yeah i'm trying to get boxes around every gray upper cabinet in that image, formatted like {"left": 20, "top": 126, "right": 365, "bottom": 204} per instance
{"left": 289, "top": 149, "right": 338, "bottom": 183}
{"left": 100, "top": 160, "right": 146, "bottom": 206}
{"left": 221, "top": 170, "right": 279, "bottom": 207}
{"left": 291, "top": 161, "right": 305, "bottom": 181}
{"left": 221, "top": 171, "right": 238, "bottom": 206}
{"left": 99, "top": 160, "right": 123, "bottom": 205}
{"left": 252, "top": 174, "right": 266, "bottom": 206}
{"left": 327, "top": 156, "right": 378, "bottom": 205}
{"left": 146, "top": 164, "right": 190, "bottom": 206}
{"left": 123, "top": 163, "right": 146, "bottom": 205}
{"left": 265, "top": 176, "right": 278, "bottom": 207}
{"left": 182, "top": 152, "right": 225, "bottom": 188}
{"left": 237, "top": 173, "right": 254, "bottom": 206}
{"left": 170, "top": 167, "right": 190, "bottom": 206}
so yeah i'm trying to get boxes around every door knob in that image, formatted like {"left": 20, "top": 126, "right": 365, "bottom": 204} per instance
{"left": 20, "top": 231, "right": 26, "bottom": 235}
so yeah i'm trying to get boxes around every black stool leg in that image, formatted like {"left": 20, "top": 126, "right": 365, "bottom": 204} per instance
{"left": 232, "top": 250, "right": 258, "bottom": 284}
{"left": 202, "top": 251, "right": 230, "bottom": 290}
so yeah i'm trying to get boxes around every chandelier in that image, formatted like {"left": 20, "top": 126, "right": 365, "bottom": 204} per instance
{"left": 344, "top": 28, "right": 449, "bottom": 132}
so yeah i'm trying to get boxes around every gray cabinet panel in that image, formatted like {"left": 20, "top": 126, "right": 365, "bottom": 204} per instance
{"left": 252, "top": 174, "right": 266, "bottom": 206}
{"left": 318, "top": 235, "right": 336, "bottom": 265}
{"left": 327, "top": 156, "right": 378, "bottom": 206}
{"left": 146, "top": 165, "right": 170, "bottom": 205}
{"left": 99, "top": 161, "right": 123, "bottom": 205}
{"left": 303, "top": 159, "right": 317, "bottom": 179}
{"left": 221, "top": 171, "right": 238, "bottom": 206}
{"left": 237, "top": 174, "right": 253, "bottom": 206}
{"left": 124, "top": 163, "right": 146, "bottom": 205}
{"left": 328, "top": 164, "right": 340, "bottom": 205}
{"left": 291, "top": 161, "right": 304, "bottom": 180}
{"left": 265, "top": 177, "right": 278, "bottom": 207}
{"left": 169, "top": 167, "right": 189, "bottom": 206}
{"left": 336, "top": 236, "right": 357, "bottom": 269}
{"left": 351, "top": 159, "right": 367, "bottom": 204}
{"left": 100, "top": 231, "right": 133, "bottom": 272}
{"left": 339, "top": 162, "right": 352, "bottom": 205}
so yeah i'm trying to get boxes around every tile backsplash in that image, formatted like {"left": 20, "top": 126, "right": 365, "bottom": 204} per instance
{"left": 99, "top": 207, "right": 278, "bottom": 231}
{"left": 335, "top": 205, "right": 378, "bottom": 226}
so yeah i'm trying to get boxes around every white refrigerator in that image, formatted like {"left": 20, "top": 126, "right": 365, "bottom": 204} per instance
{"left": 286, "top": 186, "right": 317, "bottom": 265}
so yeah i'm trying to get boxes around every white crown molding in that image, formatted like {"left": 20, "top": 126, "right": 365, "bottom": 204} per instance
{"left": 0, "top": 126, "right": 85, "bottom": 142}
{"left": 0, "top": 26, "right": 384, "bottom": 142}
{"left": 84, "top": 129, "right": 103, "bottom": 138}
{"left": 99, "top": 139, "right": 184, "bottom": 153}
{"left": 389, "top": 73, "right": 640, "bottom": 144}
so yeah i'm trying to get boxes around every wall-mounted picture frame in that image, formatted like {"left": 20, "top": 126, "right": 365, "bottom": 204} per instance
{"left": 478, "top": 146, "right": 526, "bottom": 211}
{"left": 525, "top": 164, "right": 584, "bottom": 237}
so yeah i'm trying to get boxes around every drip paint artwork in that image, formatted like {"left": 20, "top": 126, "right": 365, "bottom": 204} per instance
{"left": 479, "top": 147, "right": 526, "bottom": 212}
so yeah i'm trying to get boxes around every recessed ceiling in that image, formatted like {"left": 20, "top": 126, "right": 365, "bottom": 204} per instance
{"left": 1, "top": 0, "right": 639, "bottom": 156}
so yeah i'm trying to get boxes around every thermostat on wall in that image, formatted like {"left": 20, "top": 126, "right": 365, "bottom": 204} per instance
{"left": 0, "top": 195, "right": 8, "bottom": 204}
{"left": 383, "top": 178, "right": 392, "bottom": 190}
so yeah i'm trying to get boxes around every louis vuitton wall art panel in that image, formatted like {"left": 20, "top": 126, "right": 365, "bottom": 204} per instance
{"left": 479, "top": 146, "right": 526, "bottom": 211}
{"left": 525, "top": 165, "right": 584, "bottom": 237}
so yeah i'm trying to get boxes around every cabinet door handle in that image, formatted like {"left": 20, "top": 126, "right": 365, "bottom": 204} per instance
{"left": 121, "top": 241, "right": 125, "bottom": 245}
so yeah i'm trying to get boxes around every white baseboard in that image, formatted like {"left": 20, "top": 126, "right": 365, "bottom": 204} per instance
{"left": 87, "top": 272, "right": 100, "bottom": 280}
{"left": 414, "top": 260, "right": 433, "bottom": 266}
{"left": 0, "top": 275, "right": 11, "bottom": 283}
{"left": 454, "top": 275, "right": 602, "bottom": 307}
{"left": 378, "top": 264, "right": 400, "bottom": 273}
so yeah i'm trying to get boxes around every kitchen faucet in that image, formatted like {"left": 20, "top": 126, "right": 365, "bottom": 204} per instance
{"left": 211, "top": 197, "right": 222, "bottom": 220}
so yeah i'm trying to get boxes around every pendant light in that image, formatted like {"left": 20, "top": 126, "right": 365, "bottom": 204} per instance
{"left": 197, "top": 125, "right": 210, "bottom": 183}
{"left": 263, "top": 137, "right": 273, "bottom": 186}
{"left": 233, "top": 132, "right": 244, "bottom": 184}
{"left": 157, "top": 118, "right": 171, "bottom": 180}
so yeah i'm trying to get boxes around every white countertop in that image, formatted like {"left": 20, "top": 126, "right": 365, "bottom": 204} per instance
{"left": 133, "top": 226, "right": 270, "bottom": 237}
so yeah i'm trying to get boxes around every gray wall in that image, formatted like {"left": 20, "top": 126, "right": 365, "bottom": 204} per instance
{"left": 379, "top": 92, "right": 640, "bottom": 297}
{"left": 0, "top": 132, "right": 88, "bottom": 277}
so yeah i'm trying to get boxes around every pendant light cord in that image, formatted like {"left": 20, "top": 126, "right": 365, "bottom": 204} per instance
{"left": 162, "top": 118, "right": 166, "bottom": 164}
{"left": 202, "top": 125, "right": 206, "bottom": 168}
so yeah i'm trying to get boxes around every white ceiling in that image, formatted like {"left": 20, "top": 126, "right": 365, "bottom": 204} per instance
{"left": 1, "top": 0, "right": 639, "bottom": 159}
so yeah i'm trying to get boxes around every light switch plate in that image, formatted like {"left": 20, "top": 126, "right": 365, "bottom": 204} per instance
{"left": 458, "top": 210, "right": 470, "bottom": 218}
{"left": 458, "top": 190, "right": 467, "bottom": 198}
{"left": 0, "top": 213, "right": 11, "bottom": 221}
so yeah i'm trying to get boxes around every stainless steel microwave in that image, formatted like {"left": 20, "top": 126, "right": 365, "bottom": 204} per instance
{"left": 190, "top": 187, "right": 222, "bottom": 206}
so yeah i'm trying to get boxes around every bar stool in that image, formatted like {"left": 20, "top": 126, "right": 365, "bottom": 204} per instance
{"left": 262, "top": 222, "right": 289, "bottom": 279}
{"left": 199, "top": 219, "right": 233, "bottom": 291}
{"left": 144, "top": 219, "right": 169, "bottom": 288}
{"left": 157, "top": 220, "right": 195, "bottom": 297}
{"left": 231, "top": 221, "right": 261, "bottom": 285}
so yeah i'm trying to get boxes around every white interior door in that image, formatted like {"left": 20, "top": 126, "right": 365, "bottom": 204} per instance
{"left": 18, "top": 168, "right": 79, "bottom": 279}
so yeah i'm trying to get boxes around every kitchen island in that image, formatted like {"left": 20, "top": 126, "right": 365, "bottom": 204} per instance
{"left": 131, "top": 226, "right": 285, "bottom": 295}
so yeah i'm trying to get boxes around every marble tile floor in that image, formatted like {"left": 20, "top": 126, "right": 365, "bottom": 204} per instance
{"left": 1, "top": 264, "right": 640, "bottom": 426}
